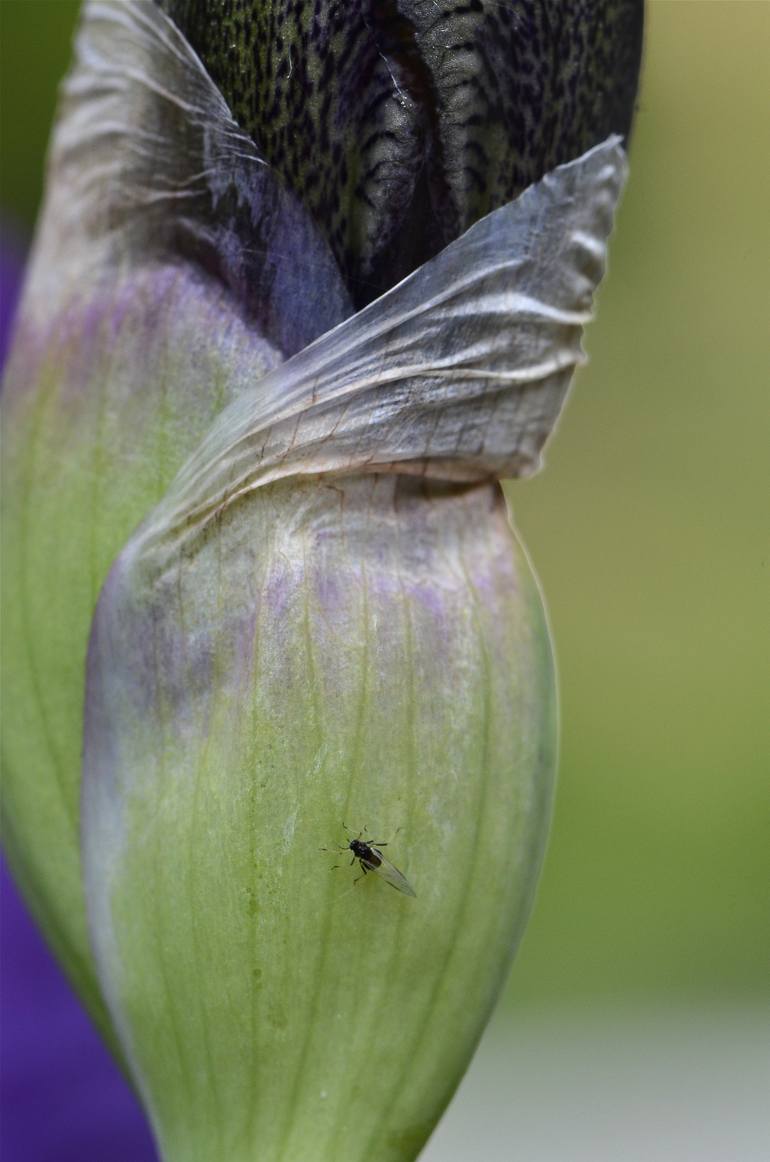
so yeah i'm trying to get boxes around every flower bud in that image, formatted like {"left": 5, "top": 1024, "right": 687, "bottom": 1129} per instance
{"left": 82, "top": 65, "right": 624, "bottom": 1162}
{"left": 2, "top": 1, "right": 635, "bottom": 1156}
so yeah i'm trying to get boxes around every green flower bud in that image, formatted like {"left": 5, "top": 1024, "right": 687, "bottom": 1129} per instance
{"left": 1, "top": 0, "right": 638, "bottom": 1156}
{"left": 82, "top": 120, "right": 624, "bottom": 1162}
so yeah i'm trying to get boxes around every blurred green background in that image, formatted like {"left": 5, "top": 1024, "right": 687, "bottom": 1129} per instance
{"left": 1, "top": 0, "right": 767, "bottom": 1014}
{"left": 511, "top": 0, "right": 769, "bottom": 1012}
{"left": 1, "top": 5, "right": 767, "bottom": 1157}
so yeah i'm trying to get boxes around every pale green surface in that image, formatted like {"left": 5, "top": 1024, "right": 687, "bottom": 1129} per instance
{"left": 84, "top": 478, "right": 556, "bottom": 1161}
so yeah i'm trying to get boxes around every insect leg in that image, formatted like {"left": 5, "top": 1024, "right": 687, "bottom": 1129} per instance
{"left": 370, "top": 827, "right": 401, "bottom": 846}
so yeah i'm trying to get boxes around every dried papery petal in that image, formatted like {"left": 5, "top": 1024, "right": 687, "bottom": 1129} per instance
{"left": 81, "top": 141, "right": 625, "bottom": 1160}
{"left": 153, "top": 137, "right": 626, "bottom": 528}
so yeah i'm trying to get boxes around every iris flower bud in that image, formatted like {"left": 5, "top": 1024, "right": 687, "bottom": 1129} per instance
{"left": 2, "top": 2, "right": 640, "bottom": 1157}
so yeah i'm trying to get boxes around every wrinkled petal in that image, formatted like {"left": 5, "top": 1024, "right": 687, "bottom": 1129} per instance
{"left": 153, "top": 136, "right": 627, "bottom": 536}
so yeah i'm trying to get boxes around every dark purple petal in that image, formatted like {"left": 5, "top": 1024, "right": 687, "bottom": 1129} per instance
{"left": 156, "top": 0, "right": 644, "bottom": 305}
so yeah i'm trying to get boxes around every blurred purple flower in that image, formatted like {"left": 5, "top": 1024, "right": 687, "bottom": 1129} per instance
{"left": 0, "top": 237, "right": 23, "bottom": 367}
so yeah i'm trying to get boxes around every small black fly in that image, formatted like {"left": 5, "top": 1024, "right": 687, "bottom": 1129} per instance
{"left": 322, "top": 825, "right": 416, "bottom": 897}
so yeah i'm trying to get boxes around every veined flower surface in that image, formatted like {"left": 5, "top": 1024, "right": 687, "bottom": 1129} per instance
{"left": 1, "top": 2, "right": 641, "bottom": 1158}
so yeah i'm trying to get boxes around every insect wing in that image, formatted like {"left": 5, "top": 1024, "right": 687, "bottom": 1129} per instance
{"left": 370, "top": 850, "right": 416, "bottom": 897}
